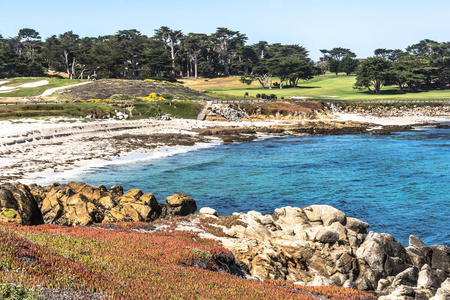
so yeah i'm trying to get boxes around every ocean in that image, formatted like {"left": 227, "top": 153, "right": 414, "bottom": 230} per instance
{"left": 43, "top": 128, "right": 450, "bottom": 247}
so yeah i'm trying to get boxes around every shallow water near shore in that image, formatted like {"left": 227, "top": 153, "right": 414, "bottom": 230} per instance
{"left": 48, "top": 129, "right": 450, "bottom": 246}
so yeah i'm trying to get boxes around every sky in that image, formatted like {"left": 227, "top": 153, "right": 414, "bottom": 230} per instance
{"left": 1, "top": 0, "right": 450, "bottom": 61}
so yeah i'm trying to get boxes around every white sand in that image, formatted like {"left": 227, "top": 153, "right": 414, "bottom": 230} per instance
{"left": 18, "top": 80, "right": 49, "bottom": 88}
{"left": 334, "top": 112, "right": 450, "bottom": 125}
{"left": 40, "top": 81, "right": 92, "bottom": 96}
{"left": 0, "top": 118, "right": 282, "bottom": 184}
{"left": 0, "top": 81, "right": 9, "bottom": 86}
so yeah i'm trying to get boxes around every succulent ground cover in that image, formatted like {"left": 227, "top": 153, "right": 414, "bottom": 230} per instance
{"left": 0, "top": 221, "right": 376, "bottom": 299}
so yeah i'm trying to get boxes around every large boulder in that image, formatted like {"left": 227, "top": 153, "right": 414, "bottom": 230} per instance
{"left": 301, "top": 205, "right": 346, "bottom": 226}
{"left": 0, "top": 183, "right": 44, "bottom": 225}
{"left": 103, "top": 189, "right": 161, "bottom": 223}
{"left": 165, "top": 193, "right": 197, "bottom": 217}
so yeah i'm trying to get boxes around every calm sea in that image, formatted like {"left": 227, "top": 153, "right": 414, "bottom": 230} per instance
{"left": 44, "top": 128, "right": 450, "bottom": 246}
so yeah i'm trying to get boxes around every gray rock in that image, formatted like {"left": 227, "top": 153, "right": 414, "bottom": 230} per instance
{"left": 302, "top": 205, "right": 346, "bottom": 226}
{"left": 431, "top": 278, "right": 450, "bottom": 300}
{"left": 406, "top": 235, "right": 431, "bottom": 267}
{"left": 417, "top": 264, "right": 441, "bottom": 289}
{"left": 392, "top": 267, "right": 419, "bottom": 287}
{"left": 346, "top": 217, "right": 369, "bottom": 234}
{"left": 199, "top": 207, "right": 218, "bottom": 217}
{"left": 315, "top": 229, "right": 339, "bottom": 244}
{"left": 431, "top": 245, "right": 450, "bottom": 273}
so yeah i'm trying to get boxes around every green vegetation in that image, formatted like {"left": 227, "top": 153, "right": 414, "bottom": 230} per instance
{"left": 0, "top": 221, "right": 375, "bottom": 299}
{"left": 0, "top": 101, "right": 201, "bottom": 120}
{"left": 186, "top": 76, "right": 450, "bottom": 101}
{"left": 132, "top": 101, "right": 201, "bottom": 119}
{"left": 0, "top": 103, "right": 121, "bottom": 119}
{"left": 0, "top": 77, "right": 86, "bottom": 97}
{"left": 0, "top": 284, "right": 43, "bottom": 300}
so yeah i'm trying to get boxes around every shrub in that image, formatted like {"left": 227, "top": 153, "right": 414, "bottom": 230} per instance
{"left": 110, "top": 94, "right": 134, "bottom": 100}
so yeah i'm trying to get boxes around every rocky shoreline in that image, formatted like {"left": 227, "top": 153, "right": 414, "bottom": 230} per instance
{"left": 0, "top": 181, "right": 449, "bottom": 299}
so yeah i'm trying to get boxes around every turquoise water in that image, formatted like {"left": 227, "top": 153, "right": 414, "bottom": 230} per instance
{"left": 51, "top": 129, "right": 450, "bottom": 246}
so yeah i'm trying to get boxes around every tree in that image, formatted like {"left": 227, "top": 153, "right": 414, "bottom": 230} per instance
{"left": 320, "top": 47, "right": 356, "bottom": 75}
{"left": 315, "top": 59, "right": 329, "bottom": 75}
{"left": 354, "top": 57, "right": 392, "bottom": 94}
{"left": 211, "top": 27, "right": 247, "bottom": 76}
{"left": 270, "top": 58, "right": 313, "bottom": 88}
{"left": 154, "top": 26, "right": 183, "bottom": 75}
{"left": 253, "top": 41, "right": 268, "bottom": 59}
{"left": 231, "top": 45, "right": 258, "bottom": 75}
{"left": 17, "top": 28, "right": 41, "bottom": 60}
{"left": 240, "top": 60, "right": 272, "bottom": 89}
{"left": 58, "top": 31, "right": 80, "bottom": 78}
{"left": 374, "top": 48, "right": 405, "bottom": 61}
{"left": 340, "top": 56, "right": 359, "bottom": 75}
{"left": 141, "top": 40, "right": 172, "bottom": 77}
{"left": 181, "top": 33, "right": 208, "bottom": 80}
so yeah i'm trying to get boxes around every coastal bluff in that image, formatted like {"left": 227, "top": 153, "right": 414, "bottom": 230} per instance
{"left": 1, "top": 182, "right": 449, "bottom": 299}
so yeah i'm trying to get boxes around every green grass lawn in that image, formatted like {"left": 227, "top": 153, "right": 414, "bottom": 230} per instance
{"left": 187, "top": 76, "right": 450, "bottom": 101}
{"left": 0, "top": 77, "right": 86, "bottom": 97}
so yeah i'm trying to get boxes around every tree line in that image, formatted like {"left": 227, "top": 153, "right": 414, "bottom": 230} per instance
{"left": 355, "top": 40, "right": 450, "bottom": 93}
{"left": 1, "top": 27, "right": 449, "bottom": 94}
{"left": 0, "top": 27, "right": 318, "bottom": 81}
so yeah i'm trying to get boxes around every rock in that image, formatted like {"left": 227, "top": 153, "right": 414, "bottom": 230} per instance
{"left": 431, "top": 278, "right": 450, "bottom": 300}
{"left": 406, "top": 235, "right": 432, "bottom": 267}
{"left": 392, "top": 267, "right": 419, "bottom": 287}
{"left": 165, "top": 193, "right": 197, "bottom": 217}
{"left": 431, "top": 245, "right": 450, "bottom": 273}
{"left": 199, "top": 207, "right": 218, "bottom": 216}
{"left": 417, "top": 264, "right": 441, "bottom": 289}
{"left": 345, "top": 217, "right": 369, "bottom": 234}
{"left": 0, "top": 183, "right": 44, "bottom": 225}
{"left": 0, "top": 182, "right": 185, "bottom": 226}
{"left": 315, "top": 229, "right": 339, "bottom": 244}
{"left": 302, "top": 205, "right": 346, "bottom": 226}
{"left": 379, "top": 285, "right": 415, "bottom": 299}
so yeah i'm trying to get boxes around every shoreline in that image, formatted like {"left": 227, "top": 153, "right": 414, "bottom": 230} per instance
{"left": 1, "top": 112, "right": 449, "bottom": 185}
{"left": 0, "top": 117, "right": 284, "bottom": 184}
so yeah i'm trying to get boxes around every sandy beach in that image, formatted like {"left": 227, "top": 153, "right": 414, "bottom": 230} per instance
{"left": 0, "top": 118, "right": 282, "bottom": 184}
{"left": 1, "top": 112, "right": 449, "bottom": 185}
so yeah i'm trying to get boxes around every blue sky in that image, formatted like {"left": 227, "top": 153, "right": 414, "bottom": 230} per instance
{"left": 1, "top": 0, "right": 449, "bottom": 61}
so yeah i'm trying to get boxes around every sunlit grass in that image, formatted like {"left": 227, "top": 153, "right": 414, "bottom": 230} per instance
{"left": 183, "top": 76, "right": 450, "bottom": 101}
{"left": 0, "top": 77, "right": 86, "bottom": 97}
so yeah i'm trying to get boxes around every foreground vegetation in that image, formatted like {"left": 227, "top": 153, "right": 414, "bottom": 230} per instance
{"left": 0, "top": 101, "right": 201, "bottom": 120}
{"left": 0, "top": 221, "right": 375, "bottom": 299}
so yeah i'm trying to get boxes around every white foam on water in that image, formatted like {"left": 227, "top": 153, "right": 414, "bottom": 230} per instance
{"left": 21, "top": 141, "right": 222, "bottom": 185}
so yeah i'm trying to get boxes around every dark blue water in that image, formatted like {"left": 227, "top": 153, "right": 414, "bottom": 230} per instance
{"left": 51, "top": 129, "right": 450, "bottom": 246}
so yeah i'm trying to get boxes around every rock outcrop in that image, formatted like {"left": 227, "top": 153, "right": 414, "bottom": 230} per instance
{"left": 215, "top": 205, "right": 450, "bottom": 299}
{"left": 0, "top": 182, "right": 198, "bottom": 226}
{"left": 0, "top": 183, "right": 44, "bottom": 225}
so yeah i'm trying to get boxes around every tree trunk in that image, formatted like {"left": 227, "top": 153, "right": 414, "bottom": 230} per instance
{"left": 194, "top": 56, "right": 198, "bottom": 80}
{"left": 224, "top": 60, "right": 229, "bottom": 76}
{"left": 269, "top": 75, "right": 272, "bottom": 89}
{"left": 71, "top": 57, "right": 77, "bottom": 79}
{"left": 63, "top": 50, "right": 70, "bottom": 76}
